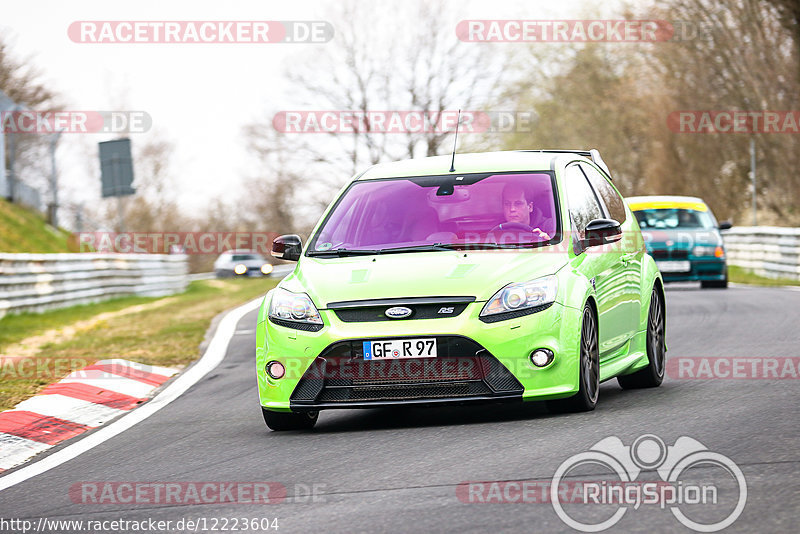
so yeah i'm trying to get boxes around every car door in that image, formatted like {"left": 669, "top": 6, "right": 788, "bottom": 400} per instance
{"left": 564, "top": 163, "right": 631, "bottom": 358}
{"left": 579, "top": 162, "right": 642, "bottom": 343}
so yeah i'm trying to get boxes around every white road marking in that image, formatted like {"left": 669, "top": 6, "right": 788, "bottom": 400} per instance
{"left": 0, "top": 296, "right": 262, "bottom": 491}
{"left": 11, "top": 395, "right": 126, "bottom": 428}
{"left": 235, "top": 329, "right": 255, "bottom": 335}
{"left": 0, "top": 434, "right": 52, "bottom": 471}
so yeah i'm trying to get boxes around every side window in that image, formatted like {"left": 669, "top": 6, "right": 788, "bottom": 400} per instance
{"left": 580, "top": 163, "right": 627, "bottom": 224}
{"left": 565, "top": 164, "right": 604, "bottom": 241}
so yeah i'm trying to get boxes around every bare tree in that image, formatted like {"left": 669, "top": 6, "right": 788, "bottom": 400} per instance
{"left": 496, "top": 0, "right": 800, "bottom": 224}
{"left": 239, "top": 0, "right": 511, "bottom": 231}
{"left": 0, "top": 34, "right": 63, "bottom": 199}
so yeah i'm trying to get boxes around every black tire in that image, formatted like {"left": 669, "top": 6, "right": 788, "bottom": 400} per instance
{"left": 701, "top": 277, "right": 728, "bottom": 289}
{"left": 547, "top": 305, "right": 599, "bottom": 413}
{"left": 618, "top": 287, "right": 666, "bottom": 389}
{"left": 262, "top": 408, "right": 318, "bottom": 431}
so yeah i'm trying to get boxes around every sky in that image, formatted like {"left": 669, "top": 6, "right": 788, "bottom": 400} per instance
{"left": 2, "top": 0, "right": 627, "bottom": 228}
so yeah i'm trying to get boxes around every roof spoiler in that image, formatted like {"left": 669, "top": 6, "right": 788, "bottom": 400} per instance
{"left": 518, "top": 149, "right": 613, "bottom": 179}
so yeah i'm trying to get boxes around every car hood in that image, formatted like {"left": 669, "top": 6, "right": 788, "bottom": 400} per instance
{"left": 279, "top": 250, "right": 567, "bottom": 307}
{"left": 640, "top": 228, "right": 722, "bottom": 249}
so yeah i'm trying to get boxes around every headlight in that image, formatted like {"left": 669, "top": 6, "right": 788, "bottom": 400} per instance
{"left": 234, "top": 264, "right": 247, "bottom": 275}
{"left": 268, "top": 287, "right": 323, "bottom": 326}
{"left": 480, "top": 275, "right": 558, "bottom": 320}
{"left": 260, "top": 264, "right": 274, "bottom": 275}
{"left": 693, "top": 245, "right": 725, "bottom": 257}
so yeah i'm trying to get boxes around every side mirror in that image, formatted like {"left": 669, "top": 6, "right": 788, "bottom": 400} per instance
{"left": 272, "top": 234, "right": 302, "bottom": 261}
{"left": 584, "top": 219, "right": 622, "bottom": 248}
{"left": 719, "top": 221, "right": 733, "bottom": 230}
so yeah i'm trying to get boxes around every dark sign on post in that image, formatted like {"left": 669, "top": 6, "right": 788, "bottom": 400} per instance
{"left": 99, "top": 138, "right": 135, "bottom": 198}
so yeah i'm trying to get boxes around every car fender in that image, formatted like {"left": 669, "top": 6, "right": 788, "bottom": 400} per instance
{"left": 638, "top": 252, "right": 664, "bottom": 329}
{"left": 556, "top": 262, "right": 596, "bottom": 313}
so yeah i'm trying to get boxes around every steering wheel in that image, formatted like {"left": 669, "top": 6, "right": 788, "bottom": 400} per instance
{"left": 489, "top": 221, "right": 535, "bottom": 233}
{"left": 489, "top": 222, "right": 551, "bottom": 240}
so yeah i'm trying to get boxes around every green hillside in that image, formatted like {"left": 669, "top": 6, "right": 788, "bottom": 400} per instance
{"left": 0, "top": 198, "right": 73, "bottom": 253}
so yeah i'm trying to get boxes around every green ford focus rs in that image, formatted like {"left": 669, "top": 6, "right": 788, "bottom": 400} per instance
{"left": 256, "top": 150, "right": 665, "bottom": 430}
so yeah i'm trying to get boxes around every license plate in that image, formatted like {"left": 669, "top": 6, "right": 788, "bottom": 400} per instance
{"left": 363, "top": 338, "right": 437, "bottom": 360}
{"left": 656, "top": 260, "right": 691, "bottom": 273}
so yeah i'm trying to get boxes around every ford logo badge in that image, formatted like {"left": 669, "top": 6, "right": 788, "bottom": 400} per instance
{"left": 385, "top": 306, "right": 412, "bottom": 319}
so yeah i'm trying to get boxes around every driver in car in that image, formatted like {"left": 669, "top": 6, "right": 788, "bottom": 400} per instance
{"left": 495, "top": 183, "right": 551, "bottom": 240}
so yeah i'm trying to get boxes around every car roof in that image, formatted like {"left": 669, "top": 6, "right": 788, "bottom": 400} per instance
{"left": 626, "top": 195, "right": 708, "bottom": 212}
{"left": 356, "top": 150, "right": 593, "bottom": 180}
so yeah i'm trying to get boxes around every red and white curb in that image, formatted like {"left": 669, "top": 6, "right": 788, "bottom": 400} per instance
{"left": 0, "top": 296, "right": 262, "bottom": 493}
{"left": 0, "top": 359, "right": 178, "bottom": 472}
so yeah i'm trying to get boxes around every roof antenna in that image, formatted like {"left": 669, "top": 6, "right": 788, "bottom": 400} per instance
{"left": 448, "top": 109, "right": 461, "bottom": 172}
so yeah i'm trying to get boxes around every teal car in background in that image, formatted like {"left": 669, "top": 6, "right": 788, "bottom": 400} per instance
{"left": 627, "top": 196, "right": 731, "bottom": 288}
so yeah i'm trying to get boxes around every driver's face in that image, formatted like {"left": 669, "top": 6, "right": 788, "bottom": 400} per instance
{"left": 503, "top": 190, "right": 532, "bottom": 225}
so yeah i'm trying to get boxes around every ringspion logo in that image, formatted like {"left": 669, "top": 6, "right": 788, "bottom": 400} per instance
{"left": 550, "top": 434, "right": 746, "bottom": 532}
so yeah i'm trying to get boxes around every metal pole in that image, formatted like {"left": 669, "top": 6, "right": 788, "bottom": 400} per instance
{"left": 0, "top": 128, "right": 5, "bottom": 200}
{"left": 49, "top": 132, "right": 62, "bottom": 227}
{"left": 750, "top": 137, "right": 757, "bottom": 226}
{"left": 7, "top": 119, "right": 16, "bottom": 203}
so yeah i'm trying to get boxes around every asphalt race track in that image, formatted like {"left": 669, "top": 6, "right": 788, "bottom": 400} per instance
{"left": 1, "top": 285, "right": 798, "bottom": 533}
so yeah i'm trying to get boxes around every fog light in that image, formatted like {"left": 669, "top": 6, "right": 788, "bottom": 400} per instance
{"left": 530, "top": 349, "right": 554, "bottom": 367}
{"left": 266, "top": 361, "right": 286, "bottom": 379}
{"left": 260, "top": 264, "right": 274, "bottom": 275}
{"left": 234, "top": 264, "right": 247, "bottom": 275}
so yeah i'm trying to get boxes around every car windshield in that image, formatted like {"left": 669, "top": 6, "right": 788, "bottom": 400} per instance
{"left": 309, "top": 172, "right": 558, "bottom": 254}
{"left": 634, "top": 208, "right": 715, "bottom": 229}
{"left": 231, "top": 254, "right": 263, "bottom": 261}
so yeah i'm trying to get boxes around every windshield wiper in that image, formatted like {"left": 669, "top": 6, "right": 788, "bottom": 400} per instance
{"left": 377, "top": 243, "right": 457, "bottom": 254}
{"left": 378, "top": 242, "right": 521, "bottom": 253}
{"left": 307, "top": 248, "right": 381, "bottom": 257}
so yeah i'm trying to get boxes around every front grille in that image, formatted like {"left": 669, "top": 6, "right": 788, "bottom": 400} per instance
{"left": 290, "top": 336, "right": 523, "bottom": 405}
{"left": 318, "top": 382, "right": 491, "bottom": 402}
{"left": 328, "top": 296, "right": 475, "bottom": 323}
{"left": 651, "top": 249, "right": 689, "bottom": 260}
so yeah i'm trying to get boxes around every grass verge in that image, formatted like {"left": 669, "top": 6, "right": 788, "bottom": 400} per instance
{"left": 0, "top": 278, "right": 276, "bottom": 411}
{"left": 0, "top": 198, "right": 73, "bottom": 253}
{"left": 728, "top": 265, "right": 800, "bottom": 287}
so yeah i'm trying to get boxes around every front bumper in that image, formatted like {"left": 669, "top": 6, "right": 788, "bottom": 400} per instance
{"left": 256, "top": 301, "right": 582, "bottom": 412}
{"left": 660, "top": 258, "right": 727, "bottom": 282}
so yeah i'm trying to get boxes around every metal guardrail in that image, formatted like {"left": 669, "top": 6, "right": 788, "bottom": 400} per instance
{"left": 722, "top": 226, "right": 800, "bottom": 281}
{"left": 0, "top": 253, "right": 189, "bottom": 317}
